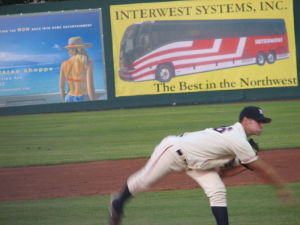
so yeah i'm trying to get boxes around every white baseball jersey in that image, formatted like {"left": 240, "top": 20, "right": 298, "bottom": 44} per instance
{"left": 177, "top": 122, "right": 258, "bottom": 170}
{"left": 127, "top": 122, "right": 257, "bottom": 206}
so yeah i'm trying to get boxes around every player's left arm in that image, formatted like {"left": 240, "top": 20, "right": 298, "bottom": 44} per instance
{"left": 220, "top": 138, "right": 260, "bottom": 177}
{"left": 217, "top": 165, "right": 247, "bottom": 178}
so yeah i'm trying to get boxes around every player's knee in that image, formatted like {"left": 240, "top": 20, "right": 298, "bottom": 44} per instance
{"left": 208, "top": 190, "right": 227, "bottom": 207}
{"left": 127, "top": 175, "right": 151, "bottom": 195}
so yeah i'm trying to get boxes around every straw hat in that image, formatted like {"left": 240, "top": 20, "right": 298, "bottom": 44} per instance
{"left": 64, "top": 36, "right": 93, "bottom": 48}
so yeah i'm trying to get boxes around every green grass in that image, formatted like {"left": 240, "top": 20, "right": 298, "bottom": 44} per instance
{"left": 0, "top": 100, "right": 300, "bottom": 167}
{"left": 1, "top": 183, "right": 299, "bottom": 225}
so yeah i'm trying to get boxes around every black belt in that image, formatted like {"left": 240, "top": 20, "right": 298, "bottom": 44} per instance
{"left": 176, "top": 149, "right": 183, "bottom": 156}
{"left": 176, "top": 149, "right": 187, "bottom": 164}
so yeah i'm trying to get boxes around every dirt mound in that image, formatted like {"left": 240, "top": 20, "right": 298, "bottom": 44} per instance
{"left": 0, "top": 148, "right": 299, "bottom": 202}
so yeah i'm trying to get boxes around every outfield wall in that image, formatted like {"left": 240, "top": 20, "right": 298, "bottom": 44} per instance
{"left": 0, "top": 0, "right": 299, "bottom": 115}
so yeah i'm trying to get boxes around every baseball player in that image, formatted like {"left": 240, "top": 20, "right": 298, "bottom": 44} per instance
{"left": 109, "top": 106, "right": 293, "bottom": 225}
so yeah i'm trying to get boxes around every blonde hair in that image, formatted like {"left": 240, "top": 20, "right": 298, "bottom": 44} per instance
{"left": 69, "top": 48, "right": 90, "bottom": 65}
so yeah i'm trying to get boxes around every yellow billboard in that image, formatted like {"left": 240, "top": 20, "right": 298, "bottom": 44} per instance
{"left": 110, "top": 0, "right": 297, "bottom": 97}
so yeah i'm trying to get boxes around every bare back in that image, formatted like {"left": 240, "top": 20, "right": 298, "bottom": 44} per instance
{"left": 61, "top": 57, "right": 91, "bottom": 96}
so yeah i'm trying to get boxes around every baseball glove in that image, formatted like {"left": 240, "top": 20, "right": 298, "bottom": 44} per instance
{"left": 249, "top": 138, "right": 259, "bottom": 153}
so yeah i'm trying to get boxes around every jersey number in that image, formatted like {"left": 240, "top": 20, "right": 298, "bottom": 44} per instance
{"left": 214, "top": 126, "right": 233, "bottom": 133}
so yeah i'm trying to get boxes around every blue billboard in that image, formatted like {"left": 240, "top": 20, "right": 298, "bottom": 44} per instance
{"left": 0, "top": 9, "right": 107, "bottom": 107}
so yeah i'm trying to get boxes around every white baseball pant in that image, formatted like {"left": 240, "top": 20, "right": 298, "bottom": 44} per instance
{"left": 127, "top": 136, "right": 227, "bottom": 207}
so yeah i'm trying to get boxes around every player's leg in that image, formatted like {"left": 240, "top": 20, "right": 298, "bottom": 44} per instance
{"left": 127, "top": 145, "right": 185, "bottom": 193}
{"left": 110, "top": 137, "right": 186, "bottom": 224}
{"left": 109, "top": 185, "right": 131, "bottom": 225}
{"left": 186, "top": 169, "right": 229, "bottom": 225}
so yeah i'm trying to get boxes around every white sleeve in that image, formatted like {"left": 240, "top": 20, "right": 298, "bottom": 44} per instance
{"left": 232, "top": 139, "right": 258, "bottom": 164}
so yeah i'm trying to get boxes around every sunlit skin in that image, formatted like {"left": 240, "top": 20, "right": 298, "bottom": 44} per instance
{"left": 241, "top": 117, "right": 264, "bottom": 137}
{"left": 59, "top": 47, "right": 95, "bottom": 101}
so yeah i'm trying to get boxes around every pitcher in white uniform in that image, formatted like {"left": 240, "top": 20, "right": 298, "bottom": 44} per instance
{"left": 109, "top": 106, "right": 293, "bottom": 225}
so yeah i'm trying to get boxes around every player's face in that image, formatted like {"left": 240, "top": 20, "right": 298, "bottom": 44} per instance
{"left": 247, "top": 119, "right": 264, "bottom": 136}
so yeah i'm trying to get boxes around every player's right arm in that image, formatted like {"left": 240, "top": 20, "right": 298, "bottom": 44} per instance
{"left": 247, "top": 158, "right": 294, "bottom": 205}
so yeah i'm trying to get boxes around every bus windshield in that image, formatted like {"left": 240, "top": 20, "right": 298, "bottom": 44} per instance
{"left": 120, "top": 24, "right": 139, "bottom": 68}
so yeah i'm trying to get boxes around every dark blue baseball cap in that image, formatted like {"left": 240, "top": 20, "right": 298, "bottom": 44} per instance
{"left": 239, "top": 106, "right": 272, "bottom": 123}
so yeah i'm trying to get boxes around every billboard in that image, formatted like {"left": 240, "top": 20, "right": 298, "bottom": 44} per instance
{"left": 110, "top": 0, "right": 297, "bottom": 97}
{"left": 0, "top": 9, "right": 107, "bottom": 107}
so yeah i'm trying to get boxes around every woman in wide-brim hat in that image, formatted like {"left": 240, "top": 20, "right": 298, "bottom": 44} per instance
{"left": 60, "top": 36, "right": 95, "bottom": 102}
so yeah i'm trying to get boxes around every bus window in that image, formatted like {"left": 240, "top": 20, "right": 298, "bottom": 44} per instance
{"left": 120, "top": 24, "right": 139, "bottom": 67}
{"left": 124, "top": 39, "right": 133, "bottom": 54}
{"left": 151, "top": 32, "right": 160, "bottom": 49}
{"left": 135, "top": 23, "right": 151, "bottom": 59}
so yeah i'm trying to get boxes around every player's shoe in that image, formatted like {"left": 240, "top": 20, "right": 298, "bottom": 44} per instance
{"left": 109, "top": 194, "right": 122, "bottom": 225}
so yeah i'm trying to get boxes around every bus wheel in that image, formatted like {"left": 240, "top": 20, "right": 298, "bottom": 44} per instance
{"left": 256, "top": 52, "right": 266, "bottom": 65}
{"left": 266, "top": 51, "right": 276, "bottom": 64}
{"left": 155, "top": 63, "right": 174, "bottom": 82}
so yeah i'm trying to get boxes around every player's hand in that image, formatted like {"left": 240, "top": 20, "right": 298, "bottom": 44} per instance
{"left": 277, "top": 186, "right": 297, "bottom": 206}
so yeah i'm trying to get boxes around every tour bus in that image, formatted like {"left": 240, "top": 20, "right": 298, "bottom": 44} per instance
{"left": 119, "top": 19, "right": 289, "bottom": 82}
